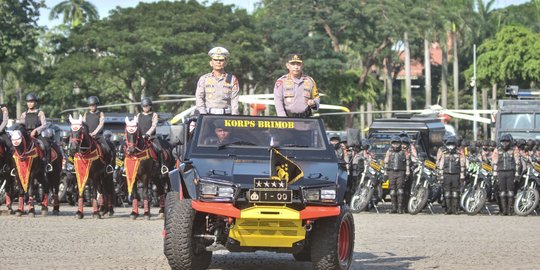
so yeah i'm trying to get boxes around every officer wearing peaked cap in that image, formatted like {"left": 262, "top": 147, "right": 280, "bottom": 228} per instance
{"left": 195, "top": 47, "right": 240, "bottom": 115}
{"left": 274, "top": 54, "right": 320, "bottom": 117}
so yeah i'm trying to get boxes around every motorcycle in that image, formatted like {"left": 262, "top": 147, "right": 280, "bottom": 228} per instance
{"left": 514, "top": 162, "right": 540, "bottom": 216}
{"left": 460, "top": 159, "right": 494, "bottom": 215}
{"left": 349, "top": 159, "right": 384, "bottom": 213}
{"left": 407, "top": 158, "right": 441, "bottom": 215}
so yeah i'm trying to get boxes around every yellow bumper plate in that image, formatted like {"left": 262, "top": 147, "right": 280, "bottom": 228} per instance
{"left": 229, "top": 205, "right": 305, "bottom": 248}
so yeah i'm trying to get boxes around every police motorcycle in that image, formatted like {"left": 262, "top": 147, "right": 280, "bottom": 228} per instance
{"left": 514, "top": 161, "right": 540, "bottom": 216}
{"left": 407, "top": 153, "right": 441, "bottom": 214}
{"left": 349, "top": 158, "right": 385, "bottom": 213}
{"left": 110, "top": 134, "right": 128, "bottom": 206}
{"left": 460, "top": 157, "right": 494, "bottom": 215}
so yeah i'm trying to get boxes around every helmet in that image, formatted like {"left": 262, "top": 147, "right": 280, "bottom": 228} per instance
{"left": 499, "top": 134, "right": 512, "bottom": 143}
{"left": 111, "top": 134, "right": 119, "bottom": 143}
{"left": 26, "top": 93, "right": 38, "bottom": 102}
{"left": 446, "top": 136, "right": 457, "bottom": 145}
{"left": 489, "top": 141, "right": 497, "bottom": 148}
{"left": 103, "top": 130, "right": 113, "bottom": 140}
{"left": 329, "top": 136, "right": 340, "bottom": 142}
{"left": 517, "top": 139, "right": 526, "bottom": 148}
{"left": 391, "top": 135, "right": 401, "bottom": 144}
{"left": 455, "top": 135, "right": 463, "bottom": 147}
{"left": 41, "top": 128, "right": 54, "bottom": 138}
{"left": 401, "top": 136, "right": 411, "bottom": 145}
{"left": 462, "top": 139, "right": 470, "bottom": 147}
{"left": 141, "top": 97, "right": 152, "bottom": 107}
{"left": 87, "top": 96, "right": 100, "bottom": 105}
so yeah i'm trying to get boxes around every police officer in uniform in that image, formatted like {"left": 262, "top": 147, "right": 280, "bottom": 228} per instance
{"left": 20, "top": 93, "right": 51, "bottom": 168}
{"left": 384, "top": 135, "right": 410, "bottom": 214}
{"left": 136, "top": 98, "right": 166, "bottom": 172}
{"left": 492, "top": 134, "right": 520, "bottom": 216}
{"left": 437, "top": 136, "right": 465, "bottom": 215}
{"left": 83, "top": 96, "right": 110, "bottom": 154}
{"left": 274, "top": 54, "right": 320, "bottom": 118}
{"left": 195, "top": 47, "right": 240, "bottom": 115}
{"left": 0, "top": 104, "right": 12, "bottom": 150}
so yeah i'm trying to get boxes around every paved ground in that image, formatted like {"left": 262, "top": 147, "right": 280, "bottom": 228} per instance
{"left": 0, "top": 203, "right": 539, "bottom": 270}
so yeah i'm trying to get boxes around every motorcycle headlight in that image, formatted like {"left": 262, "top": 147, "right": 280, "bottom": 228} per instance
{"left": 423, "top": 167, "right": 432, "bottom": 176}
{"left": 368, "top": 167, "right": 377, "bottom": 175}
{"left": 198, "top": 178, "right": 237, "bottom": 202}
{"left": 480, "top": 169, "right": 489, "bottom": 176}
{"left": 66, "top": 163, "right": 74, "bottom": 171}
{"left": 302, "top": 186, "right": 337, "bottom": 204}
{"left": 533, "top": 170, "right": 540, "bottom": 177}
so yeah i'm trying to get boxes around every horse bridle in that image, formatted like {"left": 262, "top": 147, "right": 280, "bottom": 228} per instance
{"left": 71, "top": 125, "right": 94, "bottom": 154}
{"left": 125, "top": 128, "right": 149, "bottom": 153}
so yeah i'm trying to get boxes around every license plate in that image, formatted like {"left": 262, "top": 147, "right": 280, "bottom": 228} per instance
{"left": 116, "top": 159, "right": 124, "bottom": 167}
{"left": 248, "top": 189, "right": 292, "bottom": 203}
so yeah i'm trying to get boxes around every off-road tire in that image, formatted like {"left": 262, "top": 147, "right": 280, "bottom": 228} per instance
{"left": 311, "top": 206, "right": 354, "bottom": 270}
{"left": 407, "top": 187, "right": 429, "bottom": 215}
{"left": 514, "top": 188, "right": 540, "bottom": 216}
{"left": 462, "top": 187, "right": 487, "bottom": 215}
{"left": 58, "top": 175, "right": 68, "bottom": 202}
{"left": 350, "top": 186, "right": 373, "bottom": 213}
{"left": 163, "top": 196, "right": 212, "bottom": 270}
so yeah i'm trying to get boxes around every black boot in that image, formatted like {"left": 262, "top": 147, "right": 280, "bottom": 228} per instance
{"left": 397, "top": 194, "right": 404, "bottom": 214}
{"left": 390, "top": 195, "right": 398, "bottom": 214}
{"left": 499, "top": 195, "right": 507, "bottom": 216}
{"left": 445, "top": 198, "right": 453, "bottom": 215}
{"left": 507, "top": 195, "right": 514, "bottom": 216}
{"left": 452, "top": 197, "right": 459, "bottom": 215}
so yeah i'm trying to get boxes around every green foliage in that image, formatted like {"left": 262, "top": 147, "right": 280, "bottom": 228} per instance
{"left": 49, "top": 0, "right": 99, "bottom": 28}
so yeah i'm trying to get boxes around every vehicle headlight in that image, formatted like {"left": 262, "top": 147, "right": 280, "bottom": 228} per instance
{"left": 533, "top": 170, "right": 540, "bottom": 177}
{"left": 480, "top": 169, "right": 488, "bottom": 176}
{"left": 198, "top": 178, "right": 237, "bottom": 202}
{"left": 423, "top": 167, "right": 432, "bottom": 176}
{"left": 368, "top": 167, "right": 377, "bottom": 175}
{"left": 66, "top": 163, "right": 74, "bottom": 171}
{"left": 302, "top": 186, "right": 337, "bottom": 204}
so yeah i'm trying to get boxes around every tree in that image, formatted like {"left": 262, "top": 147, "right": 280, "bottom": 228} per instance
{"left": 49, "top": 0, "right": 99, "bottom": 28}
{"left": 0, "top": 0, "right": 42, "bottom": 63}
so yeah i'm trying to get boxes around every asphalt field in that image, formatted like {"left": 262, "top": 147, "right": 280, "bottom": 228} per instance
{"left": 0, "top": 203, "right": 538, "bottom": 270}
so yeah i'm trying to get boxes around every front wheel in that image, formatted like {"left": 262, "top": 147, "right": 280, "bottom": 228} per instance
{"left": 349, "top": 185, "right": 373, "bottom": 213}
{"left": 163, "top": 195, "right": 212, "bottom": 270}
{"left": 461, "top": 187, "right": 487, "bottom": 215}
{"left": 58, "top": 175, "right": 68, "bottom": 203}
{"left": 407, "top": 186, "right": 428, "bottom": 215}
{"left": 514, "top": 188, "right": 540, "bottom": 216}
{"left": 311, "top": 206, "right": 355, "bottom": 270}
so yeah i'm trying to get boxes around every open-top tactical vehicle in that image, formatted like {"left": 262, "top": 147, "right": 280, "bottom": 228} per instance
{"left": 163, "top": 115, "right": 354, "bottom": 270}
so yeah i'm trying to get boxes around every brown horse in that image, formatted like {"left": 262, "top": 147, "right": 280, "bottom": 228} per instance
{"left": 124, "top": 116, "right": 170, "bottom": 220}
{"left": 68, "top": 115, "right": 115, "bottom": 219}
{"left": 9, "top": 124, "right": 62, "bottom": 217}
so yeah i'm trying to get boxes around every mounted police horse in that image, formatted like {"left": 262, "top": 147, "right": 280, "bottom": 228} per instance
{"left": 124, "top": 116, "right": 173, "bottom": 220}
{"left": 9, "top": 124, "right": 62, "bottom": 216}
{"left": 68, "top": 115, "right": 115, "bottom": 219}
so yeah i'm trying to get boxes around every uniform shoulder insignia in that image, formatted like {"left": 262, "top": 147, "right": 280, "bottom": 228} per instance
{"left": 275, "top": 79, "right": 283, "bottom": 88}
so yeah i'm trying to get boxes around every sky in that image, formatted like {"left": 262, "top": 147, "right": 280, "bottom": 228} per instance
{"left": 38, "top": 0, "right": 530, "bottom": 29}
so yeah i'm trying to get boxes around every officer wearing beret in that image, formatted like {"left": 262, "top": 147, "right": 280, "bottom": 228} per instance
{"left": 196, "top": 47, "right": 240, "bottom": 115}
{"left": 274, "top": 54, "right": 320, "bottom": 117}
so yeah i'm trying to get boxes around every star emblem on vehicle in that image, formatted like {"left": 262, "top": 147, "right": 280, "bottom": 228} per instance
{"left": 271, "top": 181, "right": 277, "bottom": 187}
{"left": 264, "top": 182, "right": 270, "bottom": 187}
{"left": 279, "top": 181, "right": 285, "bottom": 188}
{"left": 256, "top": 180, "right": 262, "bottom": 187}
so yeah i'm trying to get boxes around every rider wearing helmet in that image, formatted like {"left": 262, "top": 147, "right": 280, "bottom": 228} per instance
{"left": 401, "top": 136, "right": 418, "bottom": 163}
{"left": 136, "top": 97, "right": 165, "bottom": 172}
{"left": 437, "top": 136, "right": 465, "bottom": 215}
{"left": 83, "top": 96, "right": 110, "bottom": 154}
{"left": 492, "top": 134, "right": 520, "bottom": 216}
{"left": 384, "top": 135, "right": 410, "bottom": 214}
{"left": 20, "top": 93, "right": 51, "bottom": 168}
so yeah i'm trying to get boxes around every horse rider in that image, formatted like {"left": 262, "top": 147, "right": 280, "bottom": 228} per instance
{"left": 0, "top": 104, "right": 12, "bottom": 151}
{"left": 437, "top": 136, "right": 465, "bottom": 215}
{"left": 274, "top": 53, "right": 320, "bottom": 118}
{"left": 195, "top": 46, "right": 240, "bottom": 115}
{"left": 492, "top": 134, "right": 520, "bottom": 216}
{"left": 136, "top": 97, "right": 167, "bottom": 173}
{"left": 20, "top": 93, "right": 51, "bottom": 170}
{"left": 83, "top": 96, "right": 111, "bottom": 156}
{"left": 384, "top": 135, "right": 410, "bottom": 214}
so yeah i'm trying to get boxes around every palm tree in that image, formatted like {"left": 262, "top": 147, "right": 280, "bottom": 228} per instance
{"left": 49, "top": 0, "right": 99, "bottom": 28}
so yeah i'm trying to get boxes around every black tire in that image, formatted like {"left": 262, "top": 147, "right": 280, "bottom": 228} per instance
{"left": 311, "top": 206, "right": 355, "bottom": 270}
{"left": 58, "top": 175, "right": 68, "bottom": 202}
{"left": 0, "top": 179, "right": 6, "bottom": 205}
{"left": 407, "top": 186, "right": 429, "bottom": 215}
{"left": 349, "top": 185, "right": 373, "bottom": 213}
{"left": 292, "top": 245, "right": 311, "bottom": 261}
{"left": 514, "top": 188, "right": 540, "bottom": 216}
{"left": 461, "top": 187, "right": 487, "bottom": 215}
{"left": 163, "top": 195, "right": 212, "bottom": 270}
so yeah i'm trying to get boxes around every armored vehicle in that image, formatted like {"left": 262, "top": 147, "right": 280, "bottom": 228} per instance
{"left": 163, "top": 115, "right": 354, "bottom": 270}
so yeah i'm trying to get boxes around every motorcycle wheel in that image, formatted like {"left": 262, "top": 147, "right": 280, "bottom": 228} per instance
{"left": 349, "top": 185, "right": 373, "bottom": 213}
{"left": 58, "top": 175, "right": 68, "bottom": 203}
{"left": 514, "top": 188, "right": 540, "bottom": 216}
{"left": 0, "top": 179, "right": 6, "bottom": 205}
{"left": 407, "top": 187, "right": 428, "bottom": 215}
{"left": 462, "top": 187, "right": 487, "bottom": 215}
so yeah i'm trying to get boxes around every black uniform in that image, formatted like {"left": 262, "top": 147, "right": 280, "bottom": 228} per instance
{"left": 492, "top": 146, "right": 520, "bottom": 215}
{"left": 84, "top": 110, "right": 110, "bottom": 154}
{"left": 438, "top": 148, "right": 465, "bottom": 214}
{"left": 384, "top": 146, "right": 410, "bottom": 213}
